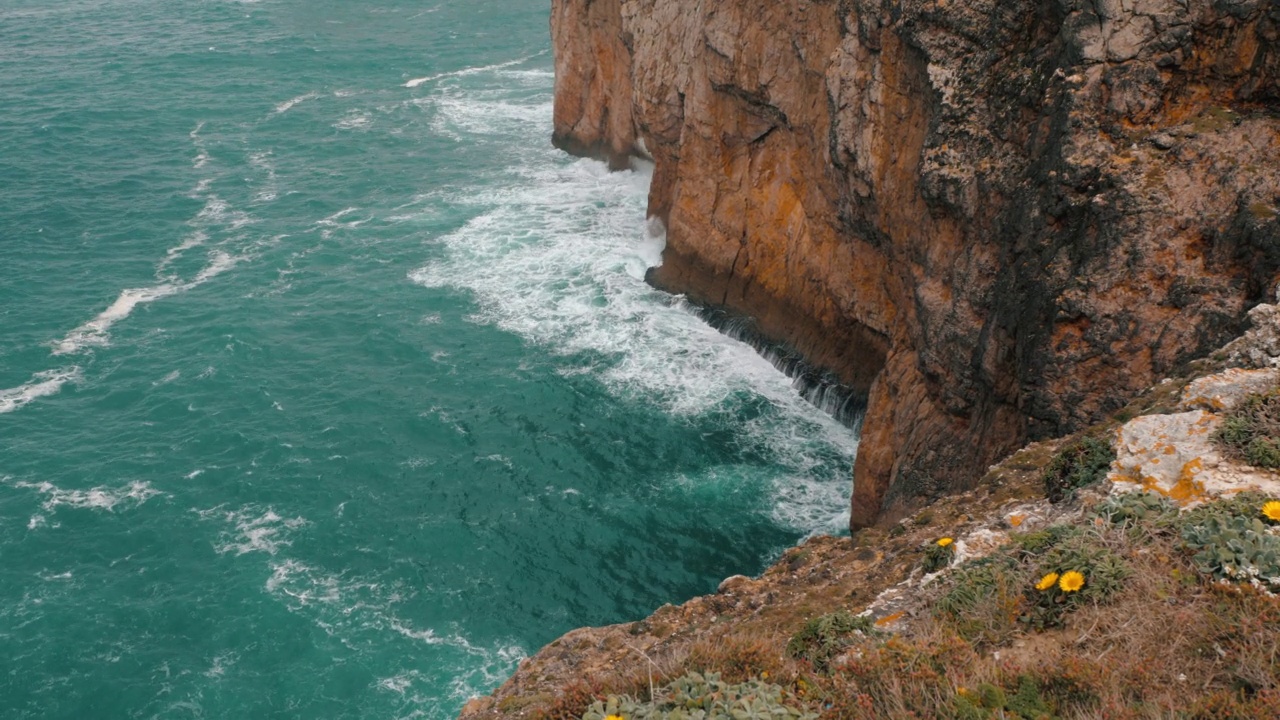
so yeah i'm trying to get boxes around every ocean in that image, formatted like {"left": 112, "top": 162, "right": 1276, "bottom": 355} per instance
{"left": 0, "top": 1, "right": 858, "bottom": 716}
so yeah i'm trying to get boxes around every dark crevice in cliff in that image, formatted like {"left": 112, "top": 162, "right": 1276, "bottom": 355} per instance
{"left": 678, "top": 300, "right": 869, "bottom": 430}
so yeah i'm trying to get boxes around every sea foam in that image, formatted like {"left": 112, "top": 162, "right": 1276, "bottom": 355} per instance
{"left": 52, "top": 248, "right": 245, "bottom": 355}
{"left": 0, "top": 367, "right": 82, "bottom": 414}
{"left": 256, "top": 554, "right": 527, "bottom": 712}
{"left": 402, "top": 51, "right": 547, "bottom": 88}
{"left": 13, "top": 479, "right": 162, "bottom": 513}
{"left": 210, "top": 507, "right": 308, "bottom": 556}
{"left": 272, "top": 91, "right": 321, "bottom": 115}
{"left": 408, "top": 83, "right": 857, "bottom": 533}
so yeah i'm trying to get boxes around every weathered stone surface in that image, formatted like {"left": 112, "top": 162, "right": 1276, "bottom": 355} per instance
{"left": 1110, "top": 410, "right": 1223, "bottom": 503}
{"left": 1110, "top": 352, "right": 1280, "bottom": 502}
{"left": 551, "top": 0, "right": 1280, "bottom": 528}
{"left": 1180, "top": 367, "right": 1280, "bottom": 411}
{"left": 716, "top": 574, "right": 752, "bottom": 594}
{"left": 1224, "top": 299, "right": 1280, "bottom": 369}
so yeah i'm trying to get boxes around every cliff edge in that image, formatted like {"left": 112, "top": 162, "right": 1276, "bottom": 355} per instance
{"left": 459, "top": 301, "right": 1280, "bottom": 719}
{"left": 551, "top": 0, "right": 1280, "bottom": 528}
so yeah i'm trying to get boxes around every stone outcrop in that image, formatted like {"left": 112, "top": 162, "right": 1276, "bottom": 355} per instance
{"left": 551, "top": 0, "right": 1280, "bottom": 528}
{"left": 1110, "top": 305, "right": 1280, "bottom": 501}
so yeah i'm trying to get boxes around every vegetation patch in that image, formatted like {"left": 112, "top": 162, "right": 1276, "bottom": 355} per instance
{"left": 521, "top": 477, "right": 1280, "bottom": 720}
{"left": 922, "top": 536, "right": 956, "bottom": 572}
{"left": 1214, "top": 390, "right": 1280, "bottom": 468}
{"left": 786, "top": 612, "right": 876, "bottom": 672}
{"left": 579, "top": 672, "right": 815, "bottom": 720}
{"left": 932, "top": 521, "right": 1129, "bottom": 639}
{"left": 1094, "top": 491, "right": 1179, "bottom": 529}
{"left": 951, "top": 676, "right": 1053, "bottom": 720}
{"left": 934, "top": 554, "right": 1027, "bottom": 645}
{"left": 1041, "top": 436, "right": 1115, "bottom": 503}
{"left": 1179, "top": 493, "right": 1280, "bottom": 594}
{"left": 1011, "top": 524, "right": 1082, "bottom": 555}
{"left": 1025, "top": 533, "right": 1129, "bottom": 630}
{"left": 1178, "top": 490, "right": 1275, "bottom": 530}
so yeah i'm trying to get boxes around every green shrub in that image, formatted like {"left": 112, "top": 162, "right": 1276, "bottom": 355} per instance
{"left": 923, "top": 539, "right": 957, "bottom": 572}
{"left": 580, "top": 672, "right": 816, "bottom": 720}
{"left": 1039, "top": 537, "right": 1130, "bottom": 602}
{"left": 1094, "top": 491, "right": 1179, "bottom": 530}
{"left": 949, "top": 677, "right": 1055, "bottom": 720}
{"left": 1042, "top": 436, "right": 1116, "bottom": 503}
{"left": 934, "top": 556, "right": 1025, "bottom": 644}
{"left": 786, "top": 611, "right": 875, "bottom": 671}
{"left": 1024, "top": 532, "right": 1129, "bottom": 629}
{"left": 1006, "top": 675, "right": 1054, "bottom": 719}
{"left": 1011, "top": 524, "right": 1081, "bottom": 556}
{"left": 1213, "top": 390, "right": 1280, "bottom": 468}
{"left": 1177, "top": 491, "right": 1272, "bottom": 533}
{"left": 1248, "top": 437, "right": 1280, "bottom": 468}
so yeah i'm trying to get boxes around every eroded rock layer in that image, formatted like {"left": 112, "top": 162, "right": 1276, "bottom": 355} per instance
{"left": 552, "top": 0, "right": 1280, "bottom": 528}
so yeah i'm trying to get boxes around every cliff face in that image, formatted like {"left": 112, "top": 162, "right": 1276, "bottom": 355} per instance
{"left": 552, "top": 0, "right": 1280, "bottom": 528}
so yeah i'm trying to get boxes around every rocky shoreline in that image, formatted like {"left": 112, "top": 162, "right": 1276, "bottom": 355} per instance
{"left": 549, "top": 0, "right": 1280, "bottom": 528}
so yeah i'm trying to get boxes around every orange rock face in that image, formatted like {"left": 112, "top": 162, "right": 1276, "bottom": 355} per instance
{"left": 551, "top": 0, "right": 1280, "bottom": 528}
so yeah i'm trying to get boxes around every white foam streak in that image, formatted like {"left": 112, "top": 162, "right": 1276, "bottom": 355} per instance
{"left": 212, "top": 507, "right": 308, "bottom": 556}
{"left": 273, "top": 91, "right": 321, "bottom": 115}
{"left": 403, "top": 51, "right": 548, "bottom": 88}
{"left": 0, "top": 367, "right": 82, "bottom": 414}
{"left": 54, "top": 247, "right": 246, "bottom": 355}
{"left": 428, "top": 97, "right": 553, "bottom": 139}
{"left": 53, "top": 285, "right": 179, "bottom": 354}
{"left": 14, "top": 479, "right": 162, "bottom": 513}
{"left": 158, "top": 231, "right": 208, "bottom": 273}
{"left": 190, "top": 122, "right": 209, "bottom": 168}
{"left": 195, "top": 195, "right": 254, "bottom": 229}
{"left": 334, "top": 112, "right": 372, "bottom": 131}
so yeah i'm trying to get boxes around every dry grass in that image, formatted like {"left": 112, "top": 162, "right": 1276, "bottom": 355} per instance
{"left": 796, "top": 519, "right": 1280, "bottom": 720}
{"left": 533, "top": 512, "right": 1280, "bottom": 720}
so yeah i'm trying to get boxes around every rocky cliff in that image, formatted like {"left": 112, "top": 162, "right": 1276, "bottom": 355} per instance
{"left": 551, "top": 0, "right": 1280, "bottom": 528}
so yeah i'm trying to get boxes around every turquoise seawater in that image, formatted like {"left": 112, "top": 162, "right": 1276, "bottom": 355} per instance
{"left": 0, "top": 1, "right": 858, "bottom": 717}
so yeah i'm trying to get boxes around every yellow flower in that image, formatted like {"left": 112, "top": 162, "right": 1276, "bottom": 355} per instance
{"left": 1035, "top": 572, "right": 1060, "bottom": 591}
{"left": 1263, "top": 501, "right": 1280, "bottom": 522}
{"left": 937, "top": 537, "right": 954, "bottom": 547}
{"left": 605, "top": 715, "right": 624, "bottom": 720}
{"left": 1058, "top": 570, "right": 1086, "bottom": 593}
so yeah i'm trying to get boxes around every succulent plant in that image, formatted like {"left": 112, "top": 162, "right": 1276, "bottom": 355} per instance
{"left": 922, "top": 539, "right": 957, "bottom": 572}
{"left": 1182, "top": 515, "right": 1280, "bottom": 592}
{"left": 1094, "top": 491, "right": 1178, "bottom": 527}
